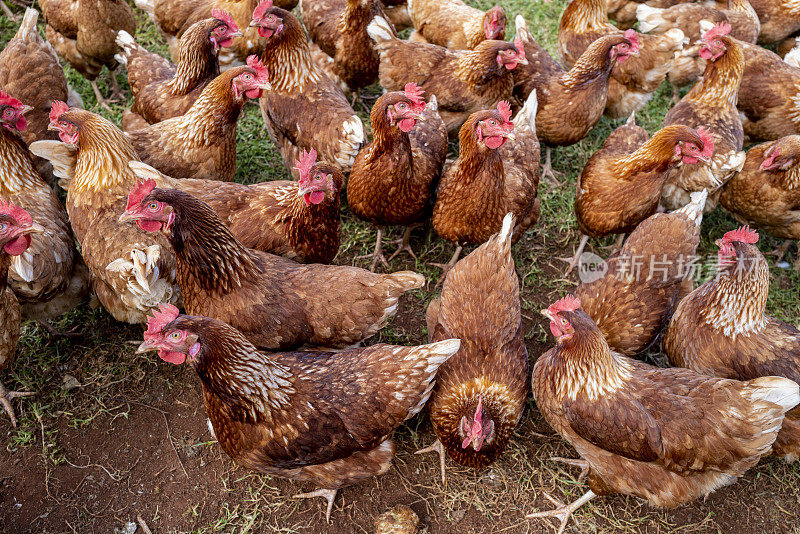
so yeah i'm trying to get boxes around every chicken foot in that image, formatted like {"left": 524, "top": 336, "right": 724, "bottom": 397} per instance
{"left": 387, "top": 226, "right": 419, "bottom": 262}
{"left": 415, "top": 438, "right": 447, "bottom": 484}
{"left": 0, "top": 380, "right": 34, "bottom": 428}
{"left": 768, "top": 239, "right": 793, "bottom": 263}
{"left": 430, "top": 246, "right": 463, "bottom": 287}
{"left": 550, "top": 457, "right": 589, "bottom": 483}
{"left": 354, "top": 228, "right": 390, "bottom": 272}
{"left": 526, "top": 490, "right": 596, "bottom": 534}
{"left": 293, "top": 488, "right": 338, "bottom": 523}
{"left": 558, "top": 234, "right": 589, "bottom": 275}
{"left": 36, "top": 320, "right": 82, "bottom": 340}
{"left": 541, "top": 147, "right": 563, "bottom": 187}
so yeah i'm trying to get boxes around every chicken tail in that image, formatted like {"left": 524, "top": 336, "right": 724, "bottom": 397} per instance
{"left": 514, "top": 88, "right": 537, "bottom": 134}
{"left": 426, "top": 94, "right": 438, "bottom": 113}
{"left": 367, "top": 16, "right": 396, "bottom": 45}
{"left": 15, "top": 8, "right": 38, "bottom": 41}
{"left": 785, "top": 44, "right": 800, "bottom": 68}
{"left": 745, "top": 376, "right": 800, "bottom": 414}
{"left": 385, "top": 271, "right": 425, "bottom": 291}
{"left": 405, "top": 338, "right": 462, "bottom": 418}
{"left": 105, "top": 245, "right": 179, "bottom": 315}
{"left": 626, "top": 111, "right": 636, "bottom": 126}
{"left": 635, "top": 4, "right": 665, "bottom": 34}
{"left": 498, "top": 212, "right": 515, "bottom": 248}
{"left": 129, "top": 161, "right": 168, "bottom": 183}
{"left": 514, "top": 15, "right": 531, "bottom": 43}
{"left": 114, "top": 31, "right": 138, "bottom": 66}
{"left": 29, "top": 140, "right": 78, "bottom": 190}
{"left": 673, "top": 189, "right": 707, "bottom": 228}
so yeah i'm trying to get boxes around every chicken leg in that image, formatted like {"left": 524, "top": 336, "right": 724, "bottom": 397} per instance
{"left": 559, "top": 235, "right": 589, "bottom": 275}
{"left": 354, "top": 228, "right": 390, "bottom": 272}
{"left": 430, "top": 246, "right": 463, "bottom": 287}
{"left": 415, "top": 438, "right": 447, "bottom": 484}
{"left": 526, "top": 490, "right": 596, "bottom": 534}
{"left": 387, "top": 226, "right": 417, "bottom": 262}
{"left": 550, "top": 457, "right": 590, "bottom": 483}
{"left": 0, "top": 380, "right": 34, "bottom": 428}
{"left": 91, "top": 80, "right": 113, "bottom": 112}
{"left": 294, "top": 488, "right": 338, "bottom": 523}
{"left": 541, "top": 147, "right": 563, "bottom": 187}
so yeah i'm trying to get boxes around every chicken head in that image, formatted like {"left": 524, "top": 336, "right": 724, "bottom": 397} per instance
{"left": 541, "top": 295, "right": 581, "bottom": 343}
{"left": 496, "top": 38, "right": 527, "bottom": 70}
{"left": 716, "top": 225, "right": 759, "bottom": 269}
{"left": 385, "top": 83, "right": 427, "bottom": 133}
{"left": 48, "top": 101, "right": 79, "bottom": 145}
{"left": 250, "top": 0, "right": 284, "bottom": 39}
{"left": 295, "top": 148, "right": 336, "bottom": 206}
{"left": 210, "top": 8, "right": 243, "bottom": 50}
{"left": 137, "top": 304, "right": 200, "bottom": 365}
{"left": 483, "top": 6, "right": 506, "bottom": 41}
{"left": 0, "top": 91, "right": 32, "bottom": 132}
{"left": 232, "top": 56, "right": 272, "bottom": 100}
{"left": 676, "top": 126, "right": 715, "bottom": 165}
{"left": 611, "top": 30, "right": 640, "bottom": 64}
{"left": 699, "top": 23, "right": 731, "bottom": 62}
{"left": 459, "top": 398, "right": 496, "bottom": 452}
{"left": 475, "top": 101, "right": 515, "bottom": 149}
{"left": 120, "top": 179, "right": 176, "bottom": 233}
{"left": 0, "top": 201, "right": 44, "bottom": 257}
{"left": 760, "top": 136, "right": 800, "bottom": 171}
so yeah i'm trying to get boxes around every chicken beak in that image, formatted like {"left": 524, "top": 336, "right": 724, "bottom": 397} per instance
{"left": 297, "top": 186, "right": 312, "bottom": 197}
{"left": 20, "top": 105, "right": 34, "bottom": 115}
{"left": 230, "top": 30, "right": 244, "bottom": 39}
{"left": 540, "top": 309, "right": 554, "bottom": 321}
{"left": 413, "top": 112, "right": 426, "bottom": 122}
{"left": 248, "top": 20, "right": 259, "bottom": 28}
{"left": 47, "top": 123, "right": 59, "bottom": 132}
{"left": 24, "top": 222, "right": 45, "bottom": 234}
{"left": 518, "top": 56, "right": 529, "bottom": 66}
{"left": 136, "top": 339, "right": 159, "bottom": 354}
{"left": 118, "top": 210, "right": 137, "bottom": 224}
{"left": 504, "top": 131, "right": 516, "bottom": 141}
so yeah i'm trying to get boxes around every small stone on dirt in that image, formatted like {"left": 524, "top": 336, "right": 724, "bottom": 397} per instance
{"left": 450, "top": 509, "right": 466, "bottom": 523}
{"left": 375, "top": 505, "right": 419, "bottom": 534}
{"left": 62, "top": 374, "right": 81, "bottom": 390}
{"left": 115, "top": 522, "right": 137, "bottom": 534}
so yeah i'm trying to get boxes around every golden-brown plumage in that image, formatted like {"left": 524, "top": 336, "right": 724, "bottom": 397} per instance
{"left": 0, "top": 9, "right": 82, "bottom": 183}
{"left": 661, "top": 29, "right": 745, "bottom": 211}
{"left": 720, "top": 137, "right": 800, "bottom": 256}
{"left": 529, "top": 296, "right": 799, "bottom": 532}
{"left": 407, "top": 0, "right": 506, "bottom": 50}
{"left": 558, "top": 0, "right": 684, "bottom": 119}
{"left": 575, "top": 191, "right": 706, "bottom": 356}
{"left": 125, "top": 64, "right": 270, "bottom": 181}
{"left": 369, "top": 16, "right": 526, "bottom": 135}
{"left": 348, "top": 88, "right": 447, "bottom": 269}
{"left": 748, "top": 0, "right": 800, "bottom": 44}
{"left": 576, "top": 121, "right": 712, "bottom": 239}
{"left": 664, "top": 228, "right": 800, "bottom": 460}
{"left": 304, "top": 0, "right": 391, "bottom": 92}
{"left": 636, "top": 0, "right": 759, "bottom": 90}
{"left": 737, "top": 40, "right": 800, "bottom": 141}
{"left": 0, "top": 109, "right": 88, "bottom": 324}
{"left": 432, "top": 97, "right": 540, "bottom": 251}
{"left": 124, "top": 188, "right": 426, "bottom": 350}
{"left": 514, "top": 16, "right": 635, "bottom": 148}
{"left": 251, "top": 5, "right": 365, "bottom": 177}
{"left": 137, "top": 308, "right": 460, "bottom": 521}
{"left": 422, "top": 214, "right": 528, "bottom": 476}
{"left": 116, "top": 14, "right": 239, "bottom": 125}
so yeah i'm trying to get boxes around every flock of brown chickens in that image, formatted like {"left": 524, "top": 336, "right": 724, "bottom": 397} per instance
{"left": 0, "top": 0, "right": 799, "bottom": 530}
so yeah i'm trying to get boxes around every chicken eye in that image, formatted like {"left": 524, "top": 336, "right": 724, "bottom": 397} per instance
{"left": 397, "top": 102, "right": 407, "bottom": 109}
{"left": 242, "top": 73, "right": 252, "bottom": 81}
{"left": 267, "top": 14, "right": 275, "bottom": 21}
{"left": 314, "top": 174, "right": 323, "bottom": 181}
{"left": 0, "top": 223, "right": 6, "bottom": 231}
{"left": 489, "top": 119, "right": 496, "bottom": 126}
{"left": 3, "top": 108, "right": 12, "bottom": 118}
{"left": 559, "top": 317, "right": 569, "bottom": 326}
{"left": 169, "top": 331, "right": 182, "bottom": 340}
{"left": 147, "top": 201, "right": 160, "bottom": 212}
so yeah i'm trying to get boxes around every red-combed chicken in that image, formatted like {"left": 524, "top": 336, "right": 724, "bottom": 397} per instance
{"left": 417, "top": 213, "right": 528, "bottom": 482}
{"left": 407, "top": 0, "right": 506, "bottom": 50}
{"left": 29, "top": 103, "right": 180, "bottom": 324}
{"left": 129, "top": 148, "right": 343, "bottom": 264}
{"left": 557, "top": 0, "right": 684, "bottom": 119}
{"left": 368, "top": 15, "right": 527, "bottom": 136}
{"left": 575, "top": 190, "right": 707, "bottom": 356}
{"left": 134, "top": 0, "right": 294, "bottom": 69}
{"left": 0, "top": 8, "right": 83, "bottom": 184}
{"left": 125, "top": 57, "right": 271, "bottom": 181}
{"left": 115, "top": 9, "right": 242, "bottom": 127}
{"left": 303, "top": 0, "right": 392, "bottom": 93}
{"left": 568, "top": 117, "right": 713, "bottom": 271}
{"left": 0, "top": 201, "right": 44, "bottom": 426}
{"left": 513, "top": 15, "right": 639, "bottom": 182}
{"left": 528, "top": 295, "right": 800, "bottom": 533}
{"left": 720, "top": 136, "right": 800, "bottom": 269}
{"left": 348, "top": 83, "right": 448, "bottom": 271}
{"left": 736, "top": 40, "right": 800, "bottom": 142}
{"left": 121, "top": 186, "right": 426, "bottom": 350}
{"left": 664, "top": 226, "right": 800, "bottom": 460}
{"left": 661, "top": 23, "right": 746, "bottom": 212}
{"left": 136, "top": 304, "right": 460, "bottom": 520}
{"left": 250, "top": 0, "right": 365, "bottom": 178}
{"left": 636, "top": 0, "right": 759, "bottom": 99}
{"left": 40, "top": 0, "right": 136, "bottom": 110}
{"left": 748, "top": 0, "right": 800, "bottom": 44}
{"left": 0, "top": 93, "right": 89, "bottom": 333}
{"left": 432, "top": 98, "right": 540, "bottom": 273}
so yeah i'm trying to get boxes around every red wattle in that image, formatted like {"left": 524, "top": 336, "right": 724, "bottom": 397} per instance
{"left": 15, "top": 116, "right": 27, "bottom": 132}
{"left": 398, "top": 118, "right": 416, "bottom": 132}
{"left": 137, "top": 219, "right": 163, "bottom": 232}
{"left": 3, "top": 234, "right": 31, "bottom": 256}
{"left": 484, "top": 136, "right": 505, "bottom": 149}
{"left": 159, "top": 350, "right": 186, "bottom": 365}
{"left": 308, "top": 191, "right": 325, "bottom": 205}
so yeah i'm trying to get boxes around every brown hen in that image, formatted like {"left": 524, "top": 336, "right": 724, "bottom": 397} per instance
{"left": 407, "top": 0, "right": 506, "bottom": 50}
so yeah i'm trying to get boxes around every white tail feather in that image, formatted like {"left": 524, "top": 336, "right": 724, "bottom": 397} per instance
{"left": 746, "top": 376, "right": 800, "bottom": 413}
{"left": 115, "top": 30, "right": 138, "bottom": 65}
{"left": 129, "top": 160, "right": 166, "bottom": 182}
{"left": 498, "top": 213, "right": 515, "bottom": 245}
{"left": 515, "top": 15, "right": 531, "bottom": 42}
{"left": 16, "top": 8, "right": 38, "bottom": 40}
{"left": 29, "top": 140, "right": 77, "bottom": 189}
{"left": 673, "top": 189, "right": 708, "bottom": 227}
{"left": 367, "top": 16, "right": 395, "bottom": 44}
{"left": 785, "top": 44, "right": 800, "bottom": 68}
{"left": 106, "top": 245, "right": 177, "bottom": 311}
{"left": 635, "top": 4, "right": 664, "bottom": 33}
{"left": 134, "top": 0, "right": 154, "bottom": 15}
{"left": 626, "top": 111, "right": 636, "bottom": 126}
{"left": 515, "top": 88, "right": 537, "bottom": 133}
{"left": 427, "top": 94, "right": 438, "bottom": 112}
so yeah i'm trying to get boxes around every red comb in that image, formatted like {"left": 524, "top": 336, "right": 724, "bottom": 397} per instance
{"left": 696, "top": 127, "right": 715, "bottom": 160}
{"left": 49, "top": 101, "right": 69, "bottom": 125}
{"left": 126, "top": 179, "right": 157, "bottom": 212}
{"left": 703, "top": 22, "right": 731, "bottom": 41}
{"left": 246, "top": 55, "right": 270, "bottom": 83}
{"left": 549, "top": 295, "right": 581, "bottom": 314}
{"left": 0, "top": 198, "right": 33, "bottom": 226}
{"left": 403, "top": 82, "right": 426, "bottom": 113}
{"left": 722, "top": 225, "right": 759, "bottom": 245}
{"left": 513, "top": 37, "right": 526, "bottom": 62}
{"left": 252, "top": 0, "right": 273, "bottom": 21}
{"left": 497, "top": 101, "right": 512, "bottom": 123}
{"left": 0, "top": 89, "right": 22, "bottom": 108}
{"left": 294, "top": 148, "right": 317, "bottom": 180}
{"left": 623, "top": 29, "right": 640, "bottom": 52}
{"left": 211, "top": 8, "right": 239, "bottom": 32}
{"left": 144, "top": 303, "right": 180, "bottom": 340}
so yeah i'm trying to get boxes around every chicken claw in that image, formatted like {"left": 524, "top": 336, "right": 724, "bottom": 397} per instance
{"left": 541, "top": 147, "right": 563, "bottom": 187}
{"left": 526, "top": 490, "right": 596, "bottom": 534}
{"left": 557, "top": 235, "right": 589, "bottom": 275}
{"left": 0, "top": 381, "right": 35, "bottom": 428}
{"left": 430, "top": 246, "right": 463, "bottom": 287}
{"left": 415, "top": 438, "right": 447, "bottom": 484}
{"left": 355, "top": 228, "right": 390, "bottom": 272}
{"left": 386, "top": 227, "right": 418, "bottom": 263}
{"left": 293, "top": 488, "right": 338, "bottom": 523}
{"left": 550, "top": 457, "right": 590, "bottom": 483}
